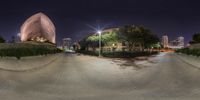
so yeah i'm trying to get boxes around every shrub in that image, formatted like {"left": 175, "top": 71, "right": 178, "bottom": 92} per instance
{"left": 0, "top": 43, "right": 62, "bottom": 59}
{"left": 176, "top": 48, "right": 200, "bottom": 57}
{"left": 76, "top": 50, "right": 158, "bottom": 58}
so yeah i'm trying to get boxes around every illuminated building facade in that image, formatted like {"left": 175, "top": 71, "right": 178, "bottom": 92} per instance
{"left": 162, "top": 35, "right": 169, "bottom": 48}
{"left": 20, "top": 12, "right": 56, "bottom": 44}
{"left": 169, "top": 36, "right": 184, "bottom": 49}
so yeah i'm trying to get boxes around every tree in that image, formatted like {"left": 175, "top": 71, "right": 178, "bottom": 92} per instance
{"left": 120, "top": 25, "right": 140, "bottom": 51}
{"left": 120, "top": 25, "right": 159, "bottom": 51}
{"left": 79, "top": 25, "right": 159, "bottom": 52}
{"left": 143, "top": 32, "right": 160, "bottom": 48}
{"left": 79, "top": 37, "right": 90, "bottom": 50}
{"left": 87, "top": 35, "right": 100, "bottom": 51}
{"left": 86, "top": 31, "right": 120, "bottom": 51}
{"left": 0, "top": 36, "right": 5, "bottom": 43}
{"left": 190, "top": 33, "right": 200, "bottom": 44}
{"left": 101, "top": 31, "right": 120, "bottom": 46}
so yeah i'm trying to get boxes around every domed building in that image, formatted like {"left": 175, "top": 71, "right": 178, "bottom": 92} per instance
{"left": 20, "top": 12, "right": 56, "bottom": 44}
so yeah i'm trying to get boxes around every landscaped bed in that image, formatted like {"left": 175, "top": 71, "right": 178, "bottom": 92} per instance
{"left": 0, "top": 42, "right": 62, "bottom": 59}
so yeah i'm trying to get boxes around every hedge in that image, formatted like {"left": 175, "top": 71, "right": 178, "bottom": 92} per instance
{"left": 76, "top": 50, "right": 158, "bottom": 58}
{"left": 0, "top": 43, "right": 62, "bottom": 59}
{"left": 176, "top": 48, "right": 200, "bottom": 57}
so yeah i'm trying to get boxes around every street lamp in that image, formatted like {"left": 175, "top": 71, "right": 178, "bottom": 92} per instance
{"left": 97, "top": 30, "right": 102, "bottom": 57}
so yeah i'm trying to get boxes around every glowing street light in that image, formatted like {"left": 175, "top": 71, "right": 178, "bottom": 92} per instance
{"left": 97, "top": 30, "right": 102, "bottom": 57}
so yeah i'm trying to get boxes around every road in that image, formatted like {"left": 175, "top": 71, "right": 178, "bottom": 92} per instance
{"left": 0, "top": 53, "right": 200, "bottom": 100}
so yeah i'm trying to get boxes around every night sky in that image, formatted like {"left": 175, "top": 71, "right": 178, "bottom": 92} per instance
{"left": 0, "top": 0, "right": 200, "bottom": 45}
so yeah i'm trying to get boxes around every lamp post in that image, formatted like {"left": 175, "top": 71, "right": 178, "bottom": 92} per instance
{"left": 97, "top": 30, "right": 102, "bottom": 57}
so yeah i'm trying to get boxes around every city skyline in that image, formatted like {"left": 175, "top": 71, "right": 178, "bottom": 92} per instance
{"left": 0, "top": 0, "right": 199, "bottom": 45}
{"left": 0, "top": 1, "right": 200, "bottom": 100}
{"left": 162, "top": 35, "right": 185, "bottom": 49}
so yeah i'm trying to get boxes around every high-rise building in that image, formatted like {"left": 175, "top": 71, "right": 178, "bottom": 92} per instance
{"left": 169, "top": 36, "right": 184, "bottom": 49}
{"left": 177, "top": 36, "right": 184, "bottom": 48}
{"left": 162, "top": 35, "right": 169, "bottom": 48}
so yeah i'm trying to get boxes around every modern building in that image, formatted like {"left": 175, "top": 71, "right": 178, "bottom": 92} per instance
{"left": 169, "top": 36, "right": 184, "bottom": 49}
{"left": 20, "top": 12, "right": 56, "bottom": 44}
{"left": 162, "top": 35, "right": 169, "bottom": 48}
{"left": 177, "top": 36, "right": 184, "bottom": 48}
{"left": 63, "top": 38, "right": 72, "bottom": 51}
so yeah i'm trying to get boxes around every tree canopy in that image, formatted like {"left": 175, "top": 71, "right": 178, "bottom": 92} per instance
{"left": 0, "top": 36, "right": 5, "bottom": 43}
{"left": 120, "top": 25, "right": 159, "bottom": 51}
{"left": 87, "top": 31, "right": 120, "bottom": 45}
{"left": 79, "top": 25, "right": 159, "bottom": 52}
{"left": 190, "top": 33, "right": 200, "bottom": 44}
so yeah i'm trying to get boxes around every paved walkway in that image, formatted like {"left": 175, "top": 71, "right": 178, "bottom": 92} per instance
{"left": 0, "top": 53, "right": 200, "bottom": 100}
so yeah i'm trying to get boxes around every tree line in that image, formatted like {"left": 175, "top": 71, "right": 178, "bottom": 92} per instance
{"left": 79, "top": 25, "right": 160, "bottom": 52}
{"left": 190, "top": 33, "right": 200, "bottom": 44}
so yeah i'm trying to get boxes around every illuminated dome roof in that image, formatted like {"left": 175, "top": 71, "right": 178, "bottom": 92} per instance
{"left": 20, "top": 12, "right": 56, "bottom": 43}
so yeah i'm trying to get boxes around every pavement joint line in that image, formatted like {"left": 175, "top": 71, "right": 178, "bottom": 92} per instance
{"left": 175, "top": 53, "right": 200, "bottom": 70}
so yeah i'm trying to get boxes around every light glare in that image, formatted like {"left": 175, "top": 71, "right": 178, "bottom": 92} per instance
{"left": 97, "top": 30, "right": 102, "bottom": 34}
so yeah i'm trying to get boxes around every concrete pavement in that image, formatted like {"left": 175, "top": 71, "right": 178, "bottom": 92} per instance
{"left": 0, "top": 53, "right": 200, "bottom": 100}
{"left": 176, "top": 53, "right": 200, "bottom": 69}
{"left": 0, "top": 54, "right": 60, "bottom": 71}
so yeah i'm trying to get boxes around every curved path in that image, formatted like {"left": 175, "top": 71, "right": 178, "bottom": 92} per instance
{"left": 0, "top": 53, "right": 200, "bottom": 100}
